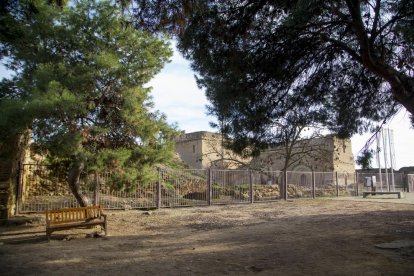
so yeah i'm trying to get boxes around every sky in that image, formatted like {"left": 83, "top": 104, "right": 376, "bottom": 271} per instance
{"left": 149, "top": 43, "right": 414, "bottom": 170}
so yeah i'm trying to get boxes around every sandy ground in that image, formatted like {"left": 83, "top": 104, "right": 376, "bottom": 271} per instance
{"left": 1, "top": 196, "right": 414, "bottom": 275}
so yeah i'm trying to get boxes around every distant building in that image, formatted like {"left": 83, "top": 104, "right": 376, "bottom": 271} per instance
{"left": 175, "top": 131, "right": 250, "bottom": 170}
{"left": 175, "top": 131, "right": 355, "bottom": 174}
{"left": 251, "top": 135, "right": 355, "bottom": 174}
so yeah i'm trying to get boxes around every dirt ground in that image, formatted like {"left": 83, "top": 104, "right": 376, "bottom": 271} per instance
{"left": 1, "top": 197, "right": 414, "bottom": 275}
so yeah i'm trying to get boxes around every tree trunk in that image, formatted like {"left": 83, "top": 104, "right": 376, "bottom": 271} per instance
{"left": 68, "top": 161, "right": 90, "bottom": 207}
{"left": 345, "top": 0, "right": 414, "bottom": 117}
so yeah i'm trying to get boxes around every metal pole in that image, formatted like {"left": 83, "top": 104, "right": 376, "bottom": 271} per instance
{"left": 355, "top": 172, "right": 359, "bottom": 197}
{"left": 207, "top": 168, "right": 212, "bottom": 206}
{"left": 345, "top": 175, "right": 348, "bottom": 193}
{"left": 335, "top": 172, "right": 339, "bottom": 197}
{"left": 312, "top": 170, "right": 315, "bottom": 199}
{"left": 376, "top": 131, "right": 383, "bottom": 190}
{"left": 387, "top": 128, "right": 396, "bottom": 191}
{"left": 283, "top": 170, "right": 286, "bottom": 200}
{"left": 381, "top": 128, "right": 389, "bottom": 191}
{"left": 249, "top": 170, "right": 253, "bottom": 204}
{"left": 156, "top": 168, "right": 161, "bottom": 209}
{"left": 94, "top": 172, "right": 100, "bottom": 206}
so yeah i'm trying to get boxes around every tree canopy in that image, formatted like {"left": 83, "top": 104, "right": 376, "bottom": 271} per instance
{"left": 132, "top": 0, "right": 414, "bottom": 154}
{"left": 0, "top": 0, "right": 177, "bottom": 205}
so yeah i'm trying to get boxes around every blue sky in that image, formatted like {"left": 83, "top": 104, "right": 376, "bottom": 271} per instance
{"left": 149, "top": 43, "right": 414, "bottom": 170}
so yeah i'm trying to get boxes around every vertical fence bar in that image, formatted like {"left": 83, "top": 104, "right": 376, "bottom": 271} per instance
{"left": 283, "top": 170, "right": 288, "bottom": 200}
{"left": 156, "top": 168, "right": 161, "bottom": 209}
{"left": 249, "top": 170, "right": 253, "bottom": 204}
{"left": 312, "top": 170, "right": 316, "bottom": 199}
{"left": 345, "top": 175, "right": 348, "bottom": 193}
{"left": 207, "top": 169, "right": 212, "bottom": 206}
{"left": 93, "top": 172, "right": 100, "bottom": 206}
{"left": 355, "top": 172, "right": 359, "bottom": 196}
{"left": 335, "top": 172, "right": 339, "bottom": 197}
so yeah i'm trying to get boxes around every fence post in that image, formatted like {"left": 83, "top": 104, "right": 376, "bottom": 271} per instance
{"left": 283, "top": 170, "right": 288, "bottom": 200}
{"left": 355, "top": 172, "right": 359, "bottom": 196}
{"left": 207, "top": 168, "right": 212, "bottom": 206}
{"left": 15, "top": 161, "right": 23, "bottom": 215}
{"left": 345, "top": 175, "right": 348, "bottom": 193}
{"left": 312, "top": 169, "right": 315, "bottom": 199}
{"left": 94, "top": 172, "right": 100, "bottom": 206}
{"left": 335, "top": 172, "right": 339, "bottom": 197}
{"left": 156, "top": 168, "right": 162, "bottom": 209}
{"left": 249, "top": 170, "right": 253, "bottom": 204}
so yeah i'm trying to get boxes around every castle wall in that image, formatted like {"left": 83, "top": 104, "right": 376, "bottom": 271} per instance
{"left": 332, "top": 137, "right": 355, "bottom": 174}
{"left": 176, "top": 132, "right": 355, "bottom": 174}
{"left": 175, "top": 131, "right": 250, "bottom": 169}
{"left": 175, "top": 132, "right": 206, "bottom": 169}
{"left": 251, "top": 136, "right": 334, "bottom": 172}
{"left": 0, "top": 131, "right": 31, "bottom": 219}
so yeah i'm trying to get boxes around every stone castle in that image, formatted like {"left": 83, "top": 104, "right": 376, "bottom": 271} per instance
{"left": 175, "top": 131, "right": 355, "bottom": 174}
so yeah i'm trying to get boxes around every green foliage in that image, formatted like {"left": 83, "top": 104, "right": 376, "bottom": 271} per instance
{"left": 356, "top": 149, "right": 374, "bottom": 170}
{"left": 0, "top": 0, "right": 178, "bottom": 190}
{"left": 132, "top": 0, "right": 414, "bottom": 151}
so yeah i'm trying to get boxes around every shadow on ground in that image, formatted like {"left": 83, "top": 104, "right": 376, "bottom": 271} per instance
{"left": 0, "top": 200, "right": 413, "bottom": 275}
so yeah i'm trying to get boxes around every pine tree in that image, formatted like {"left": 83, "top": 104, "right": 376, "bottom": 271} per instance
{"left": 0, "top": 0, "right": 177, "bottom": 206}
{"left": 131, "top": 0, "right": 414, "bottom": 153}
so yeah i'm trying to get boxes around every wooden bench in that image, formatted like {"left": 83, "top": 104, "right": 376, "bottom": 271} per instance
{"left": 46, "top": 206, "right": 107, "bottom": 241}
{"left": 362, "top": 191, "right": 403, "bottom": 199}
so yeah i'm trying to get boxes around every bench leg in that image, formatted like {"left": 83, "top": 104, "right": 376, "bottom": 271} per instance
{"left": 46, "top": 230, "right": 51, "bottom": 242}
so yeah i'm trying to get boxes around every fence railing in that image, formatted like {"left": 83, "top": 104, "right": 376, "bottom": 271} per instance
{"left": 17, "top": 164, "right": 412, "bottom": 213}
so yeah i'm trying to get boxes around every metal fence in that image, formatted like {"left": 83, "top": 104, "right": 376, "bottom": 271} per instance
{"left": 16, "top": 164, "right": 413, "bottom": 213}
{"left": 408, "top": 174, "right": 414, "bottom": 192}
{"left": 356, "top": 172, "right": 407, "bottom": 192}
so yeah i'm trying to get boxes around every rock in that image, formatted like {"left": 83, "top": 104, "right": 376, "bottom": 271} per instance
{"left": 123, "top": 204, "right": 132, "bottom": 210}
{"left": 87, "top": 232, "right": 103, "bottom": 238}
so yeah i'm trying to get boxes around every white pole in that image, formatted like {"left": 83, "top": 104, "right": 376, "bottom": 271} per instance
{"left": 381, "top": 128, "right": 390, "bottom": 191}
{"left": 388, "top": 128, "right": 396, "bottom": 191}
{"left": 376, "top": 131, "right": 383, "bottom": 191}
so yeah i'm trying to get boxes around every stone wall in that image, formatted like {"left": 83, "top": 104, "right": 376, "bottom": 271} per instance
{"left": 0, "top": 131, "right": 31, "bottom": 219}
{"left": 175, "top": 131, "right": 207, "bottom": 169}
{"left": 175, "top": 132, "right": 355, "bottom": 175}
{"left": 251, "top": 136, "right": 355, "bottom": 174}
{"left": 331, "top": 137, "right": 355, "bottom": 174}
{"left": 175, "top": 131, "right": 250, "bottom": 169}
